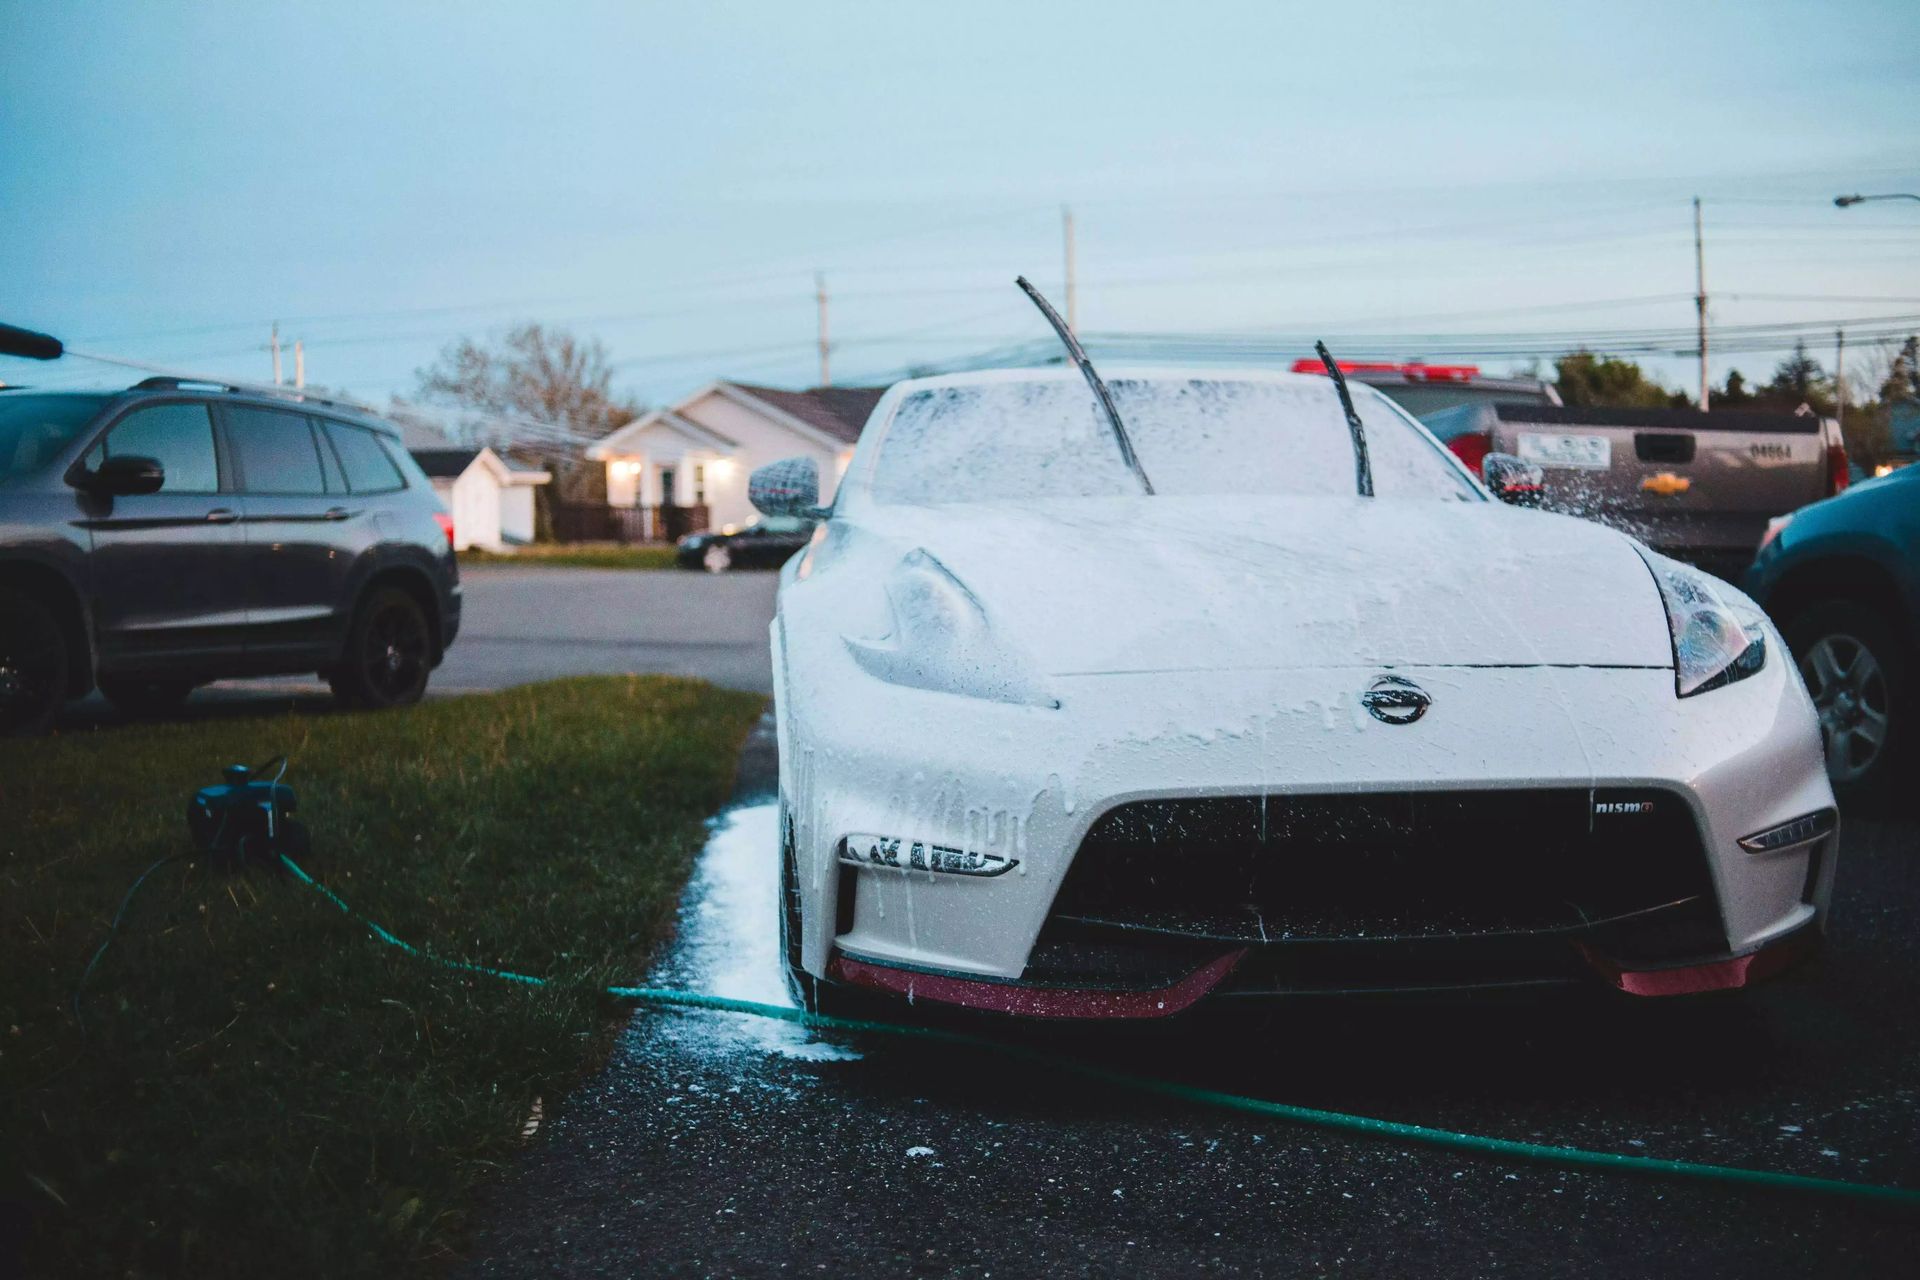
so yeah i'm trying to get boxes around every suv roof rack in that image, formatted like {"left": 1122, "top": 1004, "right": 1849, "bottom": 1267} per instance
{"left": 133, "top": 375, "right": 244, "bottom": 393}
{"left": 128, "top": 375, "right": 380, "bottom": 421}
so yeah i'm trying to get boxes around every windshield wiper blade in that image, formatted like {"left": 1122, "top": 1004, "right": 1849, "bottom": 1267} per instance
{"left": 1015, "top": 276, "right": 1153, "bottom": 495}
{"left": 1314, "top": 341, "right": 1375, "bottom": 498}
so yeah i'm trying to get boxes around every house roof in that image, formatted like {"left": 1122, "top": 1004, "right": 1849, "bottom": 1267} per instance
{"left": 586, "top": 406, "right": 741, "bottom": 458}
{"left": 726, "top": 382, "right": 886, "bottom": 445}
{"left": 411, "top": 448, "right": 481, "bottom": 478}
{"left": 411, "top": 447, "right": 551, "bottom": 485}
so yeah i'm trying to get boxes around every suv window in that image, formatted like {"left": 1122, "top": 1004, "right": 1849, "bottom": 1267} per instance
{"left": 310, "top": 416, "right": 347, "bottom": 493}
{"left": 96, "top": 402, "right": 221, "bottom": 493}
{"left": 0, "top": 393, "right": 110, "bottom": 484}
{"left": 224, "top": 404, "right": 327, "bottom": 494}
{"left": 324, "top": 420, "right": 406, "bottom": 493}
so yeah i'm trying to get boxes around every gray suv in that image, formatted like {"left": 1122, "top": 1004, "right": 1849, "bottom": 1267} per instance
{"left": 0, "top": 379, "right": 461, "bottom": 734}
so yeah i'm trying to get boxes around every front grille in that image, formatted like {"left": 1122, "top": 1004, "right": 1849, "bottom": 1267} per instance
{"left": 1033, "top": 789, "right": 1727, "bottom": 992}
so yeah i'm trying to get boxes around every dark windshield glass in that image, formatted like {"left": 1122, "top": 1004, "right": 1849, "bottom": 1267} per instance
{"left": 0, "top": 394, "right": 109, "bottom": 484}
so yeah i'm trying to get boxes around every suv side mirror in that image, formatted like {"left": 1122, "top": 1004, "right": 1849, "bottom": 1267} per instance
{"left": 82, "top": 454, "right": 166, "bottom": 497}
{"left": 749, "top": 457, "right": 827, "bottom": 519}
{"left": 1482, "top": 453, "right": 1545, "bottom": 507}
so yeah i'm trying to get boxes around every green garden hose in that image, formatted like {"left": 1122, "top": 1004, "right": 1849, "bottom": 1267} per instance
{"left": 279, "top": 852, "right": 1920, "bottom": 1210}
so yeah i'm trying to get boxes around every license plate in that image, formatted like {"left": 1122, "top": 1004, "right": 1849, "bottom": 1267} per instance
{"left": 1517, "top": 432, "right": 1611, "bottom": 470}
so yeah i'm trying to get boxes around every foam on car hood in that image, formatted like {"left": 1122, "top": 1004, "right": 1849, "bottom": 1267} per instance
{"left": 863, "top": 496, "right": 1674, "bottom": 675}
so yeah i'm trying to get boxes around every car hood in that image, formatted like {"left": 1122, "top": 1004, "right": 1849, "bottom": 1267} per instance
{"left": 857, "top": 496, "right": 1673, "bottom": 675}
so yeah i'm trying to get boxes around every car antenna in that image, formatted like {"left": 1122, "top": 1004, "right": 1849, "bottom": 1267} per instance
{"left": 1314, "top": 340, "right": 1375, "bottom": 498}
{"left": 1014, "top": 276, "right": 1153, "bottom": 494}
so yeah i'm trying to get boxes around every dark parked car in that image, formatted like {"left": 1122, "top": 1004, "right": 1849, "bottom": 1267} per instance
{"left": 1745, "top": 462, "right": 1918, "bottom": 798}
{"left": 675, "top": 514, "right": 815, "bottom": 572}
{"left": 0, "top": 379, "right": 461, "bottom": 734}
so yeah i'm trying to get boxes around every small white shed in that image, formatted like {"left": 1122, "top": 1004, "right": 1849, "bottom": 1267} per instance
{"left": 410, "top": 448, "right": 551, "bottom": 551}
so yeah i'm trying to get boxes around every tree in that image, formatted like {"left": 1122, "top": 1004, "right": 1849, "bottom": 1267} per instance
{"left": 1879, "top": 335, "right": 1919, "bottom": 407}
{"left": 1553, "top": 351, "right": 1692, "bottom": 409}
{"left": 1846, "top": 334, "right": 1920, "bottom": 469}
{"left": 411, "top": 323, "right": 639, "bottom": 444}
{"left": 1717, "top": 369, "right": 1753, "bottom": 406}
{"left": 410, "top": 323, "right": 642, "bottom": 511}
{"left": 1751, "top": 340, "right": 1834, "bottom": 417}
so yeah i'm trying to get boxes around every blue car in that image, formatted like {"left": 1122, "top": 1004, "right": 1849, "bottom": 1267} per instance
{"left": 1746, "top": 463, "right": 1919, "bottom": 799}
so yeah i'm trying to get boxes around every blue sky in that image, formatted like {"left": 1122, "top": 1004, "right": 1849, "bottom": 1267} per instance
{"left": 4, "top": 0, "right": 1917, "bottom": 411}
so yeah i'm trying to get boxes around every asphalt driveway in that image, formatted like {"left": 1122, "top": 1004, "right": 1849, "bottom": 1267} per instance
{"left": 461, "top": 720, "right": 1920, "bottom": 1278}
{"left": 55, "top": 566, "right": 778, "bottom": 729}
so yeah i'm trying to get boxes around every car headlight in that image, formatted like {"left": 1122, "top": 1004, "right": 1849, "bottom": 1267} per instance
{"left": 1636, "top": 547, "right": 1767, "bottom": 697}
{"left": 844, "top": 549, "right": 1057, "bottom": 707}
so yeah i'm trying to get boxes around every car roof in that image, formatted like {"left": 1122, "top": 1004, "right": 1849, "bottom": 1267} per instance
{"left": 888, "top": 365, "right": 1343, "bottom": 396}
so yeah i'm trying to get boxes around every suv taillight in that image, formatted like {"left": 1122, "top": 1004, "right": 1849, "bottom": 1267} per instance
{"left": 433, "top": 511, "right": 455, "bottom": 550}
{"left": 1447, "top": 430, "right": 1492, "bottom": 473}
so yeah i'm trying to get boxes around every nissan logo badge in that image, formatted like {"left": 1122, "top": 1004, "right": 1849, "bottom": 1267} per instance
{"left": 1362, "top": 675, "right": 1430, "bottom": 725}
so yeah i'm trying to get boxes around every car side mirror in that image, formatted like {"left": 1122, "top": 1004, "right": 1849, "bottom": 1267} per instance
{"left": 1482, "top": 453, "right": 1545, "bottom": 507}
{"left": 749, "top": 457, "right": 827, "bottom": 519}
{"left": 83, "top": 454, "right": 166, "bottom": 497}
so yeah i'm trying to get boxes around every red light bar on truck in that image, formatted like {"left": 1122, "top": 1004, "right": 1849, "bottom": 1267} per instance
{"left": 1289, "top": 359, "right": 1483, "bottom": 383}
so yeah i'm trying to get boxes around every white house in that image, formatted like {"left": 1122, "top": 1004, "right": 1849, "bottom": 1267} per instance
{"left": 410, "top": 447, "right": 552, "bottom": 551}
{"left": 586, "top": 381, "right": 884, "bottom": 536}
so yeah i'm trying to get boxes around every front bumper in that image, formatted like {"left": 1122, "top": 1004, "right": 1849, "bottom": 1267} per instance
{"left": 777, "top": 636, "right": 1836, "bottom": 1018}
{"left": 823, "top": 915, "right": 1824, "bottom": 1016}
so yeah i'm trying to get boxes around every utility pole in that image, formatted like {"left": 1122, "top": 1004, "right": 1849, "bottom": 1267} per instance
{"left": 1693, "top": 197, "right": 1709, "bottom": 411}
{"left": 1063, "top": 205, "right": 1078, "bottom": 332}
{"left": 270, "top": 321, "right": 283, "bottom": 386}
{"left": 815, "top": 272, "right": 831, "bottom": 387}
{"left": 1834, "top": 328, "right": 1845, "bottom": 430}
{"left": 294, "top": 339, "right": 305, "bottom": 390}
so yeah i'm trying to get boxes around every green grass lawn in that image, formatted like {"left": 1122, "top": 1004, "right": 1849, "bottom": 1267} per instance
{"left": 0, "top": 677, "right": 765, "bottom": 1277}
{"left": 459, "top": 543, "right": 681, "bottom": 571}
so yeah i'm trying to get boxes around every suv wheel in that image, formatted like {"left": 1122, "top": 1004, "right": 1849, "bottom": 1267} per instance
{"left": 329, "top": 586, "right": 432, "bottom": 710}
{"left": 1785, "top": 600, "right": 1906, "bottom": 799}
{"left": 97, "top": 676, "right": 196, "bottom": 719}
{"left": 0, "top": 588, "right": 68, "bottom": 737}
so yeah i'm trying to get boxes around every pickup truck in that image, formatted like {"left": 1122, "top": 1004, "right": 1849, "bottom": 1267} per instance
{"left": 1421, "top": 402, "right": 1850, "bottom": 581}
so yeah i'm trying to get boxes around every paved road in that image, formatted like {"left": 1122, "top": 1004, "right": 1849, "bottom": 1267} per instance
{"left": 438, "top": 567, "right": 778, "bottom": 695}
{"left": 463, "top": 721, "right": 1920, "bottom": 1278}
{"left": 54, "top": 566, "right": 778, "bottom": 729}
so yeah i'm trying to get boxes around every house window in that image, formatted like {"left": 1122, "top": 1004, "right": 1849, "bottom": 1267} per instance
{"left": 658, "top": 465, "right": 677, "bottom": 506}
{"left": 693, "top": 463, "right": 706, "bottom": 504}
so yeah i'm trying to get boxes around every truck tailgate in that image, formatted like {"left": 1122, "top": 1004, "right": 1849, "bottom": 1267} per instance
{"left": 1490, "top": 404, "right": 1830, "bottom": 570}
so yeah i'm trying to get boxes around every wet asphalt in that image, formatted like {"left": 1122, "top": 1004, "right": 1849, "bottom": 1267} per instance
{"left": 462, "top": 718, "right": 1920, "bottom": 1279}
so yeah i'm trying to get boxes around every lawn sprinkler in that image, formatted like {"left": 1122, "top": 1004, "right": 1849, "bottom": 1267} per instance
{"left": 187, "top": 758, "right": 309, "bottom": 872}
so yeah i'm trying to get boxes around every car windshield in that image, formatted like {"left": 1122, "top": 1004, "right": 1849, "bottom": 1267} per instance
{"left": 866, "top": 376, "right": 1482, "bottom": 505}
{"left": 752, "top": 515, "right": 811, "bottom": 533}
{"left": 0, "top": 393, "right": 110, "bottom": 484}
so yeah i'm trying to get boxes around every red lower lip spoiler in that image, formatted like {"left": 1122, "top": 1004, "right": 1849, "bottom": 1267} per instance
{"left": 1578, "top": 926, "right": 1816, "bottom": 997}
{"left": 829, "top": 949, "right": 1247, "bottom": 1019}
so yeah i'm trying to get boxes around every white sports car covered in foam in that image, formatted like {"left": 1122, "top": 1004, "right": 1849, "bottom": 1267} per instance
{"left": 754, "top": 356, "right": 1837, "bottom": 1019}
